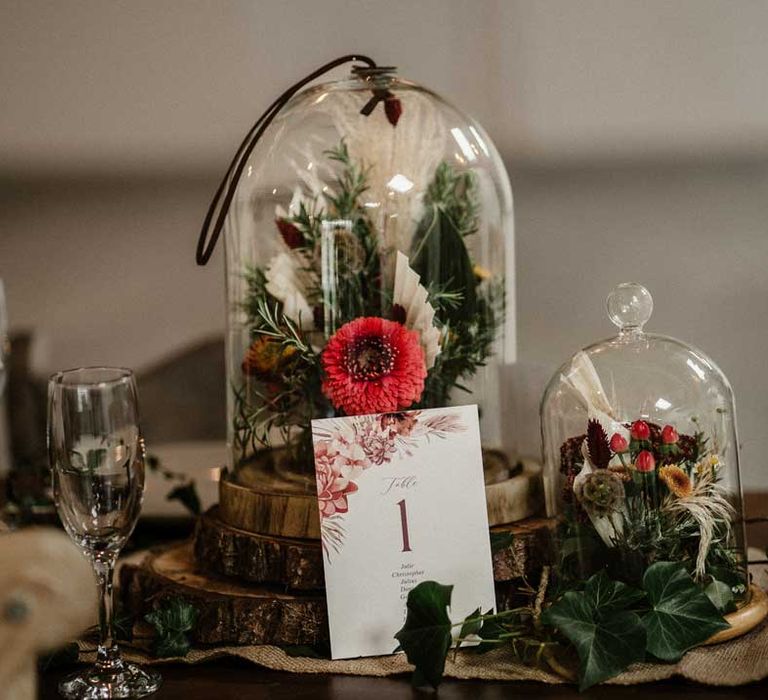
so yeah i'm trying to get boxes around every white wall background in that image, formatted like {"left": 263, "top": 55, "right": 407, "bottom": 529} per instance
{"left": 1, "top": 1, "right": 767, "bottom": 488}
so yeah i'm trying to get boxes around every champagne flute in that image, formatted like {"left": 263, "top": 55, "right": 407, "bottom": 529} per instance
{"left": 48, "top": 367, "right": 161, "bottom": 699}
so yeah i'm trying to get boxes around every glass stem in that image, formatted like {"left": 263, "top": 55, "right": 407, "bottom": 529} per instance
{"left": 92, "top": 552, "right": 121, "bottom": 668}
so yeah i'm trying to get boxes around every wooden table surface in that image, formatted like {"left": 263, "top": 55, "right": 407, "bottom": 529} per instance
{"left": 39, "top": 659, "right": 768, "bottom": 699}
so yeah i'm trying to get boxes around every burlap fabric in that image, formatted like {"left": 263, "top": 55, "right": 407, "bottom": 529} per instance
{"left": 76, "top": 617, "right": 768, "bottom": 687}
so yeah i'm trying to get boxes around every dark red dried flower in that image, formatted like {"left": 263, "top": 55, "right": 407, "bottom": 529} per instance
{"left": 587, "top": 419, "right": 612, "bottom": 469}
{"left": 391, "top": 303, "right": 407, "bottom": 324}
{"left": 384, "top": 95, "right": 403, "bottom": 126}
{"left": 275, "top": 218, "right": 304, "bottom": 249}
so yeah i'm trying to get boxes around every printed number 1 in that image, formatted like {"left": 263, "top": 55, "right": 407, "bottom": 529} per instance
{"left": 396, "top": 499, "right": 412, "bottom": 552}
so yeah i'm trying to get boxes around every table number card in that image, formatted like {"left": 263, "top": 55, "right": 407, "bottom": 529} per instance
{"left": 312, "top": 404, "right": 496, "bottom": 659}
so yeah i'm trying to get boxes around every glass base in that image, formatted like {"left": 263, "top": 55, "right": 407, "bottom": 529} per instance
{"left": 58, "top": 659, "right": 161, "bottom": 699}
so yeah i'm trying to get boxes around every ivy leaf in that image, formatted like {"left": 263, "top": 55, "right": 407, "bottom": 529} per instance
{"left": 394, "top": 581, "right": 454, "bottom": 688}
{"left": 454, "top": 607, "right": 482, "bottom": 654}
{"left": 542, "top": 589, "right": 646, "bottom": 690}
{"left": 705, "top": 579, "right": 736, "bottom": 614}
{"left": 475, "top": 609, "right": 507, "bottom": 653}
{"left": 642, "top": 562, "right": 730, "bottom": 661}
{"left": 457, "top": 606, "right": 482, "bottom": 639}
{"left": 282, "top": 642, "right": 331, "bottom": 659}
{"left": 585, "top": 571, "right": 646, "bottom": 613}
{"left": 166, "top": 481, "right": 202, "bottom": 515}
{"left": 145, "top": 597, "right": 198, "bottom": 658}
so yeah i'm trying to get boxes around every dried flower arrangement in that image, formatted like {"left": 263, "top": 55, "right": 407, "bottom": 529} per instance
{"left": 393, "top": 417, "right": 746, "bottom": 691}
{"left": 233, "top": 139, "right": 504, "bottom": 471}
{"left": 556, "top": 418, "right": 744, "bottom": 595}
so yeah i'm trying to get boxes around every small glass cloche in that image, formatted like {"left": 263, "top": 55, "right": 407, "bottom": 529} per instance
{"left": 541, "top": 283, "right": 748, "bottom": 603}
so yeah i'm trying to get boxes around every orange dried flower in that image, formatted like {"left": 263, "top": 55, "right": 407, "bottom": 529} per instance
{"left": 659, "top": 465, "right": 692, "bottom": 498}
{"left": 242, "top": 337, "right": 297, "bottom": 378}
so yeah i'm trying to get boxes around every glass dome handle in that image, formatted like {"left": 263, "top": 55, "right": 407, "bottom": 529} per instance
{"left": 195, "top": 54, "right": 379, "bottom": 266}
{"left": 606, "top": 282, "right": 653, "bottom": 333}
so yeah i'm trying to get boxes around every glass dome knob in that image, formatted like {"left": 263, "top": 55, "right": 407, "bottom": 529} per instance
{"left": 606, "top": 282, "right": 653, "bottom": 332}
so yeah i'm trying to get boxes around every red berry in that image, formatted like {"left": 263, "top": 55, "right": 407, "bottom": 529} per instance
{"left": 630, "top": 420, "right": 651, "bottom": 441}
{"left": 661, "top": 425, "right": 679, "bottom": 444}
{"left": 610, "top": 433, "right": 629, "bottom": 453}
{"left": 635, "top": 450, "right": 656, "bottom": 472}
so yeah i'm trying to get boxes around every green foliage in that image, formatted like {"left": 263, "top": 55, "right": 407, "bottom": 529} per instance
{"left": 542, "top": 584, "right": 646, "bottom": 690}
{"left": 166, "top": 481, "right": 201, "bottom": 515}
{"left": 395, "top": 581, "right": 550, "bottom": 688}
{"left": 397, "top": 563, "right": 730, "bottom": 692}
{"left": 394, "top": 581, "right": 454, "bottom": 688}
{"left": 457, "top": 606, "right": 483, "bottom": 639}
{"left": 419, "top": 275, "right": 504, "bottom": 408}
{"left": 704, "top": 579, "right": 736, "bottom": 613}
{"left": 281, "top": 641, "right": 332, "bottom": 659}
{"left": 641, "top": 562, "right": 729, "bottom": 661}
{"left": 542, "top": 564, "right": 729, "bottom": 689}
{"left": 145, "top": 597, "right": 199, "bottom": 658}
{"left": 147, "top": 454, "right": 202, "bottom": 516}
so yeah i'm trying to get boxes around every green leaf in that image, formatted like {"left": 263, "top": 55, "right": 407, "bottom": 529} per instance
{"left": 145, "top": 597, "right": 199, "bottom": 658}
{"left": 475, "top": 609, "right": 508, "bottom": 653}
{"left": 458, "top": 607, "right": 482, "bottom": 639}
{"left": 585, "top": 571, "right": 646, "bottom": 613}
{"left": 542, "top": 590, "right": 646, "bottom": 690}
{"left": 705, "top": 580, "right": 736, "bottom": 614}
{"left": 281, "top": 642, "right": 331, "bottom": 659}
{"left": 455, "top": 607, "right": 482, "bottom": 654}
{"left": 394, "top": 581, "right": 454, "bottom": 688}
{"left": 642, "top": 562, "right": 730, "bottom": 661}
{"left": 166, "top": 481, "right": 202, "bottom": 515}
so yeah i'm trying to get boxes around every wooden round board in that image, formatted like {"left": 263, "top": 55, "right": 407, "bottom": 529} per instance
{"left": 486, "top": 459, "right": 543, "bottom": 527}
{"left": 194, "top": 506, "right": 555, "bottom": 589}
{"left": 119, "top": 542, "right": 328, "bottom": 647}
{"left": 704, "top": 585, "right": 768, "bottom": 645}
{"left": 219, "top": 459, "right": 544, "bottom": 539}
{"left": 120, "top": 539, "right": 552, "bottom": 647}
{"left": 219, "top": 470, "right": 321, "bottom": 539}
{"left": 194, "top": 507, "right": 324, "bottom": 590}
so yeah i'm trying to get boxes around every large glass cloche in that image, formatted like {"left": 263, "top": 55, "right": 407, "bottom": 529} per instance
{"left": 207, "top": 64, "right": 515, "bottom": 492}
{"left": 541, "top": 283, "right": 747, "bottom": 603}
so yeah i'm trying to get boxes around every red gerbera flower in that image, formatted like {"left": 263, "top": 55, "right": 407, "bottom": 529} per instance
{"left": 321, "top": 317, "right": 426, "bottom": 416}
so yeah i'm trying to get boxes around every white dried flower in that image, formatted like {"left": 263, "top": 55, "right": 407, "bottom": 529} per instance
{"left": 265, "top": 253, "right": 314, "bottom": 330}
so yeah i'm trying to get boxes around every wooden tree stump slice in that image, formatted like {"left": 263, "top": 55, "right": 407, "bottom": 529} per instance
{"left": 220, "top": 458, "right": 545, "bottom": 539}
{"left": 491, "top": 517, "right": 556, "bottom": 582}
{"left": 194, "top": 506, "right": 556, "bottom": 590}
{"left": 119, "top": 542, "right": 328, "bottom": 647}
{"left": 219, "top": 470, "right": 320, "bottom": 539}
{"left": 194, "top": 507, "right": 324, "bottom": 590}
{"left": 485, "top": 459, "right": 543, "bottom": 526}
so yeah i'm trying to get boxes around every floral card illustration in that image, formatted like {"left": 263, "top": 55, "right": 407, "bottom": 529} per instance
{"left": 312, "top": 404, "right": 496, "bottom": 659}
